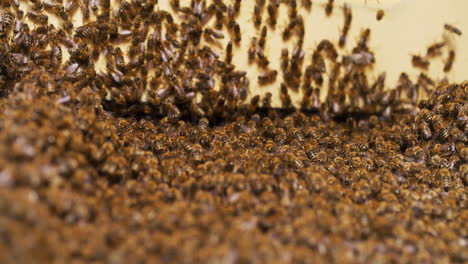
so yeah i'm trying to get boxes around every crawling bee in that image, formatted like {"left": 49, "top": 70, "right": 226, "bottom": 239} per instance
{"left": 444, "top": 23, "right": 462, "bottom": 36}
{"left": 426, "top": 41, "right": 446, "bottom": 57}
{"left": 198, "top": 118, "right": 209, "bottom": 131}
{"left": 267, "top": 3, "right": 277, "bottom": 27}
{"left": 325, "top": 0, "right": 334, "bottom": 16}
{"left": 27, "top": 10, "right": 48, "bottom": 24}
{"left": 248, "top": 37, "right": 257, "bottom": 63}
{"left": 1, "top": 9, "right": 15, "bottom": 30}
{"left": 339, "top": 3, "right": 352, "bottom": 47}
{"left": 439, "top": 168, "right": 452, "bottom": 192}
{"left": 191, "top": 144, "right": 203, "bottom": 163}
{"left": 416, "top": 169, "right": 433, "bottom": 186}
{"left": 412, "top": 55, "right": 430, "bottom": 70}
{"left": 443, "top": 50, "right": 455, "bottom": 72}
{"left": 258, "top": 69, "right": 277, "bottom": 85}
{"left": 376, "top": 9, "right": 384, "bottom": 21}
{"left": 225, "top": 41, "right": 233, "bottom": 64}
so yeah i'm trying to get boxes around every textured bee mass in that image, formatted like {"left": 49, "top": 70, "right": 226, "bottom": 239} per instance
{"left": 0, "top": 0, "right": 467, "bottom": 263}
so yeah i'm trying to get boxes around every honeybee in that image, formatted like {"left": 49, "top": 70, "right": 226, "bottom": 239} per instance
{"left": 26, "top": 10, "right": 48, "bottom": 24}
{"left": 53, "top": 4, "right": 69, "bottom": 21}
{"left": 258, "top": 69, "right": 277, "bottom": 85}
{"left": 253, "top": 2, "right": 263, "bottom": 28}
{"left": 443, "top": 50, "right": 455, "bottom": 72}
{"left": 325, "top": 0, "right": 334, "bottom": 16}
{"left": 259, "top": 26, "right": 267, "bottom": 49}
{"left": 339, "top": 4, "right": 352, "bottom": 47}
{"left": 267, "top": 3, "right": 277, "bottom": 27}
{"left": 248, "top": 37, "right": 257, "bottom": 63}
{"left": 444, "top": 23, "right": 462, "bottom": 36}
{"left": 225, "top": 41, "right": 233, "bottom": 64}
{"left": 439, "top": 168, "right": 452, "bottom": 191}
{"left": 281, "top": 48, "right": 289, "bottom": 71}
{"left": 426, "top": 41, "right": 446, "bottom": 57}
{"left": 376, "top": 9, "right": 384, "bottom": 21}
{"left": 1, "top": 9, "right": 15, "bottom": 30}
{"left": 204, "top": 27, "right": 224, "bottom": 40}
{"left": 301, "top": 0, "right": 312, "bottom": 11}
{"left": 412, "top": 55, "right": 430, "bottom": 70}
{"left": 418, "top": 121, "right": 432, "bottom": 139}
{"left": 460, "top": 164, "right": 468, "bottom": 185}
{"left": 262, "top": 92, "right": 272, "bottom": 108}
{"left": 414, "top": 170, "right": 430, "bottom": 186}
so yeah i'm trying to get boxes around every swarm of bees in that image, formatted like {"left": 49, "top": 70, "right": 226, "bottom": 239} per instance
{"left": 0, "top": 0, "right": 466, "bottom": 263}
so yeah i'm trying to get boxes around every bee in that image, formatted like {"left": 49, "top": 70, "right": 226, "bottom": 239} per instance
{"left": 51, "top": 45, "right": 62, "bottom": 67}
{"left": 169, "top": 0, "right": 179, "bottom": 10}
{"left": 443, "top": 50, "right": 455, "bottom": 72}
{"left": 263, "top": 139, "right": 275, "bottom": 153}
{"left": 419, "top": 121, "right": 432, "bottom": 139}
{"left": 31, "top": 49, "right": 53, "bottom": 61}
{"left": 460, "top": 164, "right": 468, "bottom": 185}
{"left": 439, "top": 168, "right": 452, "bottom": 191}
{"left": 101, "top": 0, "right": 111, "bottom": 16}
{"left": 204, "top": 27, "right": 224, "bottom": 41}
{"left": 339, "top": 4, "right": 352, "bottom": 47}
{"left": 376, "top": 9, "right": 384, "bottom": 21}
{"left": 280, "top": 83, "right": 292, "bottom": 108}
{"left": 267, "top": 3, "right": 277, "bottom": 27}
{"left": 214, "top": 9, "right": 224, "bottom": 29}
{"left": 325, "top": 0, "right": 334, "bottom": 16}
{"left": 438, "top": 127, "right": 451, "bottom": 141}
{"left": 353, "top": 143, "right": 368, "bottom": 153}
{"left": 232, "top": 22, "right": 241, "bottom": 43}
{"left": 75, "top": 24, "right": 98, "bottom": 40}
{"left": 234, "top": 0, "right": 242, "bottom": 14}
{"left": 358, "top": 28, "right": 371, "bottom": 49}
{"left": 291, "top": 128, "right": 304, "bottom": 142}
{"left": 282, "top": 20, "right": 294, "bottom": 41}
{"left": 416, "top": 169, "right": 433, "bottom": 186}
{"left": 301, "top": 0, "right": 312, "bottom": 11}
{"left": 2, "top": 9, "right": 15, "bottom": 30}
{"left": 198, "top": 118, "right": 209, "bottom": 131}
{"left": 27, "top": 10, "right": 48, "bottom": 24}
{"left": 52, "top": 4, "right": 69, "bottom": 21}
{"left": 65, "top": 0, "right": 81, "bottom": 14}
{"left": 418, "top": 109, "right": 433, "bottom": 123}
{"left": 411, "top": 146, "right": 426, "bottom": 161}
{"left": 69, "top": 47, "right": 89, "bottom": 61}
{"left": 248, "top": 37, "right": 257, "bottom": 63}
{"left": 62, "top": 20, "right": 74, "bottom": 32}
{"left": 224, "top": 41, "right": 233, "bottom": 64}
{"left": 259, "top": 26, "right": 267, "bottom": 49}
{"left": 82, "top": 0, "right": 90, "bottom": 22}
{"left": 316, "top": 151, "right": 327, "bottom": 163}
{"left": 412, "top": 55, "right": 430, "bottom": 69}
{"left": 256, "top": 46, "right": 270, "bottom": 68}
{"left": 312, "top": 50, "right": 326, "bottom": 73}
{"left": 253, "top": 2, "right": 263, "bottom": 28}
{"left": 29, "top": 0, "right": 44, "bottom": 10}
{"left": 239, "top": 76, "right": 250, "bottom": 101}
{"left": 65, "top": 70, "right": 88, "bottom": 83}
{"left": 260, "top": 92, "right": 272, "bottom": 108}
{"left": 281, "top": 48, "right": 289, "bottom": 72}
{"left": 444, "top": 23, "right": 462, "bottom": 36}
{"left": 166, "top": 103, "right": 181, "bottom": 123}
{"left": 426, "top": 41, "right": 446, "bottom": 57}
{"left": 258, "top": 69, "right": 277, "bottom": 85}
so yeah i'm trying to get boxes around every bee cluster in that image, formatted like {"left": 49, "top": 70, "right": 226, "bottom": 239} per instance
{"left": 0, "top": 0, "right": 466, "bottom": 263}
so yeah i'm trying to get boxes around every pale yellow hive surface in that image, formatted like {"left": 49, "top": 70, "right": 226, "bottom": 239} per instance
{"left": 35, "top": 0, "right": 467, "bottom": 106}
